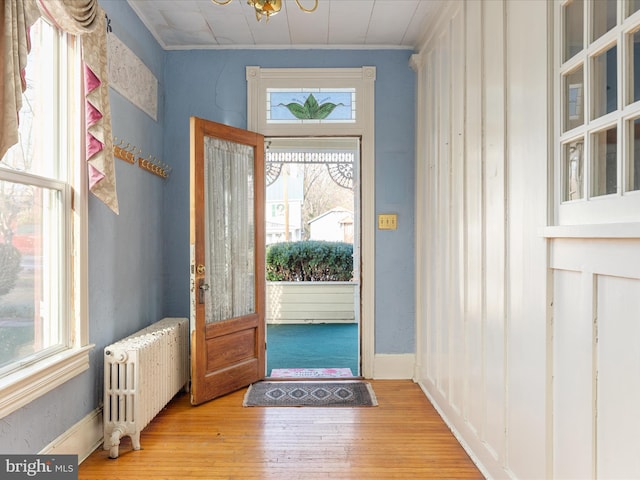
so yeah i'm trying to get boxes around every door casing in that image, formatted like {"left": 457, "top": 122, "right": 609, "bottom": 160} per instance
{"left": 246, "top": 66, "right": 376, "bottom": 377}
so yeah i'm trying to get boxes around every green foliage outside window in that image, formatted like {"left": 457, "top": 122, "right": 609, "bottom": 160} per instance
{"left": 266, "top": 240, "right": 353, "bottom": 282}
{"left": 0, "top": 243, "right": 21, "bottom": 297}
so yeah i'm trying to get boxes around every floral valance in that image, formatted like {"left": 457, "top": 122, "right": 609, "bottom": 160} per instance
{"left": 1, "top": 0, "right": 118, "bottom": 214}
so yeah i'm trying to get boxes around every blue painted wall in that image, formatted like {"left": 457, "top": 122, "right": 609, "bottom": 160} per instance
{"left": 0, "top": 0, "right": 165, "bottom": 453}
{"left": 0, "top": 1, "right": 416, "bottom": 454}
{"left": 161, "top": 50, "right": 416, "bottom": 354}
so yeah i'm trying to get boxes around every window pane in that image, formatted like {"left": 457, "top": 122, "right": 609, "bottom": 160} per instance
{"left": 630, "top": 30, "right": 640, "bottom": 104}
{"left": 564, "top": 0, "right": 584, "bottom": 62}
{"left": 593, "top": 0, "right": 617, "bottom": 41}
{"left": 592, "top": 45, "right": 618, "bottom": 119}
{"left": 203, "top": 138, "right": 255, "bottom": 324}
{"left": 0, "top": 20, "right": 59, "bottom": 180}
{"left": 564, "top": 66, "right": 584, "bottom": 131}
{"left": 0, "top": 180, "right": 64, "bottom": 371}
{"left": 564, "top": 139, "right": 584, "bottom": 201}
{"left": 628, "top": 118, "right": 640, "bottom": 191}
{"left": 267, "top": 88, "right": 356, "bottom": 124}
{"left": 591, "top": 126, "right": 618, "bottom": 196}
{"left": 629, "top": 0, "right": 640, "bottom": 17}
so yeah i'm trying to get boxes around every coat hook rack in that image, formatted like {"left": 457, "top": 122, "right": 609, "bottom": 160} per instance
{"left": 113, "top": 137, "right": 170, "bottom": 179}
{"left": 113, "top": 137, "right": 137, "bottom": 164}
{"left": 138, "top": 155, "right": 171, "bottom": 179}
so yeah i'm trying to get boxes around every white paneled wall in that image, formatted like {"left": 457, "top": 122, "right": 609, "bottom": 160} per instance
{"left": 552, "top": 269, "right": 592, "bottom": 479}
{"left": 596, "top": 273, "right": 640, "bottom": 479}
{"left": 414, "top": 1, "right": 549, "bottom": 478}
{"left": 550, "top": 236, "right": 640, "bottom": 479}
{"left": 416, "top": 1, "right": 640, "bottom": 479}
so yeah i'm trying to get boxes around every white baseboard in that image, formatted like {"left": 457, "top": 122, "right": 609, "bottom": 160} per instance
{"left": 372, "top": 353, "right": 415, "bottom": 379}
{"left": 417, "top": 380, "right": 496, "bottom": 479}
{"left": 40, "top": 407, "right": 103, "bottom": 463}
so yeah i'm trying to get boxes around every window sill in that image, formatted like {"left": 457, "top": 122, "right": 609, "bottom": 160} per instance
{"left": 541, "top": 223, "right": 640, "bottom": 239}
{"left": 0, "top": 345, "right": 94, "bottom": 419}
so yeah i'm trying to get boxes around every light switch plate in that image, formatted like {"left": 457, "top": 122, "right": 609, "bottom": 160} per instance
{"left": 378, "top": 214, "right": 398, "bottom": 230}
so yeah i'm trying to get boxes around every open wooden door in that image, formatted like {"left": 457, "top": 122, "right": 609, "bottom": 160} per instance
{"left": 189, "top": 117, "right": 265, "bottom": 405}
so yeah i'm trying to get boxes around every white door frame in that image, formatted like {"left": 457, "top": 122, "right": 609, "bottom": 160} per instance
{"left": 247, "top": 66, "right": 376, "bottom": 378}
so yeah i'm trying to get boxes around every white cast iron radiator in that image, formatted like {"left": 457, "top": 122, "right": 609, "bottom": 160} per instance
{"left": 103, "top": 317, "right": 189, "bottom": 459}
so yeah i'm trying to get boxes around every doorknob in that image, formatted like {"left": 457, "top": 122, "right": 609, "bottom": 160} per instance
{"left": 196, "top": 264, "right": 206, "bottom": 275}
{"left": 198, "top": 279, "right": 209, "bottom": 304}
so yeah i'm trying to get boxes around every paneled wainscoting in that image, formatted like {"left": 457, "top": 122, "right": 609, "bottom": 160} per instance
{"left": 79, "top": 380, "right": 483, "bottom": 479}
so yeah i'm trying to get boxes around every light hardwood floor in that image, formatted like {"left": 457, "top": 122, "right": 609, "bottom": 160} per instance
{"left": 79, "top": 380, "right": 483, "bottom": 479}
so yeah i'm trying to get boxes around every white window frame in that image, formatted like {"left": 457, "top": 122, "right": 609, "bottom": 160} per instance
{"left": 0, "top": 21, "right": 92, "bottom": 419}
{"left": 556, "top": 0, "right": 640, "bottom": 225}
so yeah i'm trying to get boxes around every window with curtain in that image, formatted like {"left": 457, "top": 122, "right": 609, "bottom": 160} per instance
{"left": 0, "top": 18, "right": 90, "bottom": 418}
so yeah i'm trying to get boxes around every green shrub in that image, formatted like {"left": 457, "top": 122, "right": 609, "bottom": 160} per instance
{"left": 0, "top": 326, "right": 33, "bottom": 367}
{"left": 266, "top": 241, "right": 353, "bottom": 281}
{"left": 0, "top": 243, "right": 21, "bottom": 297}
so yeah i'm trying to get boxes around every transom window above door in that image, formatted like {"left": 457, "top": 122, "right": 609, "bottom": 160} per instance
{"left": 266, "top": 88, "right": 356, "bottom": 124}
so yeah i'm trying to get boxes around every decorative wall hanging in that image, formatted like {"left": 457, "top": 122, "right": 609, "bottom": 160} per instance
{"left": 107, "top": 33, "right": 158, "bottom": 121}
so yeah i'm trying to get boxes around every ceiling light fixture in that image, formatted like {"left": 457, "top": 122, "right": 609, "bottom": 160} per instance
{"left": 211, "top": 0, "right": 318, "bottom": 22}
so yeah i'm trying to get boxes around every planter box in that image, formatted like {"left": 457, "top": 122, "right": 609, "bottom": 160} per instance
{"left": 266, "top": 281, "right": 357, "bottom": 324}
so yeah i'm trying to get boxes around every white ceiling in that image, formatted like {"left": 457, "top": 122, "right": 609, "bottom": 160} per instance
{"left": 126, "top": 0, "right": 441, "bottom": 50}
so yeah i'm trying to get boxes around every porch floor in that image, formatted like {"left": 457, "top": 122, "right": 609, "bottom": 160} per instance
{"left": 266, "top": 323, "right": 358, "bottom": 376}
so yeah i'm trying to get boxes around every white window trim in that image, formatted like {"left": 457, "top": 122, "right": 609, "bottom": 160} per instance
{"left": 555, "top": 0, "right": 640, "bottom": 226}
{"left": 0, "top": 27, "right": 92, "bottom": 419}
{"left": 246, "top": 66, "right": 376, "bottom": 377}
{"left": 0, "top": 346, "right": 92, "bottom": 418}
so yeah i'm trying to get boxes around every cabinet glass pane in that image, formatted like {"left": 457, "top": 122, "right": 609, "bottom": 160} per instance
{"left": 564, "top": 0, "right": 584, "bottom": 61}
{"left": 564, "top": 139, "right": 584, "bottom": 201}
{"left": 629, "top": 118, "right": 640, "bottom": 191}
{"left": 630, "top": 30, "right": 640, "bottom": 103}
{"left": 591, "top": 126, "right": 618, "bottom": 197}
{"left": 593, "top": 0, "right": 617, "bottom": 41}
{"left": 564, "top": 66, "right": 584, "bottom": 131}
{"left": 592, "top": 45, "right": 618, "bottom": 119}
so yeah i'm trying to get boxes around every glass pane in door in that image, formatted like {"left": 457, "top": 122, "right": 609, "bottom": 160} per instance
{"left": 203, "top": 137, "right": 255, "bottom": 324}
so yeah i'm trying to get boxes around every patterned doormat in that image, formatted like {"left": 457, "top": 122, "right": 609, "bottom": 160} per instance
{"left": 243, "top": 381, "right": 378, "bottom": 407}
